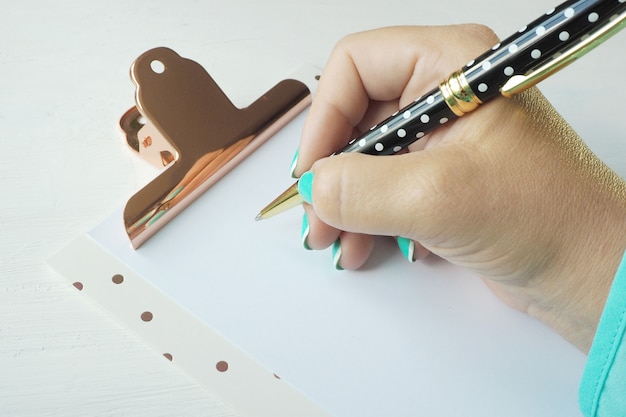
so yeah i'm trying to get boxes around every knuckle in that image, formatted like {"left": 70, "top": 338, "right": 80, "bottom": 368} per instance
{"left": 460, "top": 23, "right": 500, "bottom": 48}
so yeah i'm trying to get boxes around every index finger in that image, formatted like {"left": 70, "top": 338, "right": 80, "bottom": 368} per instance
{"left": 293, "top": 25, "right": 498, "bottom": 177}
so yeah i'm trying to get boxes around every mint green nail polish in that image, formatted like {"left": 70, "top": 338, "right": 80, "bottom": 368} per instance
{"left": 290, "top": 148, "right": 299, "bottom": 178}
{"left": 332, "top": 238, "right": 344, "bottom": 270}
{"left": 301, "top": 212, "right": 312, "bottom": 250}
{"left": 298, "top": 171, "right": 314, "bottom": 204}
{"left": 397, "top": 237, "right": 416, "bottom": 263}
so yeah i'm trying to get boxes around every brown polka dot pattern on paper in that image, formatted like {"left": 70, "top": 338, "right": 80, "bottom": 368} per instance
{"left": 140, "top": 311, "right": 153, "bottom": 322}
{"left": 216, "top": 361, "right": 229, "bottom": 372}
{"left": 163, "top": 353, "right": 173, "bottom": 361}
{"left": 112, "top": 274, "right": 124, "bottom": 284}
{"left": 72, "top": 282, "right": 83, "bottom": 291}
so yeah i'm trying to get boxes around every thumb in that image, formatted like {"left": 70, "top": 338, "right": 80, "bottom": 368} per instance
{"left": 302, "top": 147, "right": 473, "bottom": 243}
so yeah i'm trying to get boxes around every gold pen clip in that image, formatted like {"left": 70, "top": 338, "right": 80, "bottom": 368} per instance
{"left": 119, "top": 47, "right": 312, "bottom": 249}
{"left": 501, "top": 10, "right": 626, "bottom": 97}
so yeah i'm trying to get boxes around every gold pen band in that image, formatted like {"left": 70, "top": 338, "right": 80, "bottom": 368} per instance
{"left": 439, "top": 70, "right": 483, "bottom": 116}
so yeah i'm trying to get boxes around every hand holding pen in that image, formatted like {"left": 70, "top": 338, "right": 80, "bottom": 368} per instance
{"left": 258, "top": 1, "right": 626, "bottom": 354}
{"left": 259, "top": 0, "right": 625, "bottom": 222}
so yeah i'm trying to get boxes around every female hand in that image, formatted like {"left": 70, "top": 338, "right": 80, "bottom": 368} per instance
{"left": 292, "top": 25, "right": 626, "bottom": 352}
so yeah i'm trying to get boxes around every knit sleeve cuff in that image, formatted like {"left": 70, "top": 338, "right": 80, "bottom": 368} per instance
{"left": 579, "top": 250, "right": 626, "bottom": 417}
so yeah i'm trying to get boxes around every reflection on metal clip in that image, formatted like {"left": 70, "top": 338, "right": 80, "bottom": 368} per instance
{"left": 120, "top": 106, "right": 177, "bottom": 168}
{"left": 120, "top": 47, "right": 311, "bottom": 249}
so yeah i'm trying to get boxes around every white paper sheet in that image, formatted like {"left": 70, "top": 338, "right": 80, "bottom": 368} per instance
{"left": 51, "top": 66, "right": 586, "bottom": 417}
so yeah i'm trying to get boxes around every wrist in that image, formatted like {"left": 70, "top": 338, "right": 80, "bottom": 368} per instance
{"left": 525, "top": 170, "right": 626, "bottom": 352}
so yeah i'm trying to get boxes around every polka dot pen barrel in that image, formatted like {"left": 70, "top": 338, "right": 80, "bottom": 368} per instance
{"left": 256, "top": 0, "right": 626, "bottom": 220}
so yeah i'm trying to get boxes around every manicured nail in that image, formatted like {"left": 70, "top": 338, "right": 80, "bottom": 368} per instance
{"left": 297, "top": 171, "right": 314, "bottom": 204}
{"left": 290, "top": 148, "right": 299, "bottom": 178}
{"left": 301, "top": 212, "right": 312, "bottom": 250}
{"left": 331, "top": 238, "right": 344, "bottom": 270}
{"left": 397, "top": 237, "right": 416, "bottom": 263}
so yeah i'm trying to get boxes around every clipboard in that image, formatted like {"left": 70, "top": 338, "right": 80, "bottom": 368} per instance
{"left": 50, "top": 48, "right": 586, "bottom": 417}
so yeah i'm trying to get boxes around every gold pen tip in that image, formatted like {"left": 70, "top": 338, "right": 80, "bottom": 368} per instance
{"left": 255, "top": 181, "right": 303, "bottom": 222}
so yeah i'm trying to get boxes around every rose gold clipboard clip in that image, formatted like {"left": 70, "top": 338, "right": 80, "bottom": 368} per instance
{"left": 119, "top": 47, "right": 311, "bottom": 249}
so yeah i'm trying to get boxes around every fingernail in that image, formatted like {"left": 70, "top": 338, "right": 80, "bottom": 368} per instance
{"left": 297, "top": 171, "right": 314, "bottom": 204}
{"left": 397, "top": 237, "right": 416, "bottom": 263}
{"left": 332, "top": 238, "right": 344, "bottom": 270}
{"left": 301, "top": 212, "right": 312, "bottom": 250}
{"left": 290, "top": 148, "right": 299, "bottom": 178}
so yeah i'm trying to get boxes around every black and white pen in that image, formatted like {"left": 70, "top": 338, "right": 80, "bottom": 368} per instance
{"left": 256, "top": 0, "right": 626, "bottom": 220}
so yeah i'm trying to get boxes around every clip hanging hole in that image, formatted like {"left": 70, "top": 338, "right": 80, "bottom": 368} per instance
{"left": 150, "top": 60, "right": 165, "bottom": 74}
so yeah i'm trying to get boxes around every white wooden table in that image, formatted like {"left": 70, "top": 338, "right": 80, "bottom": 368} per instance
{"left": 1, "top": 1, "right": 624, "bottom": 416}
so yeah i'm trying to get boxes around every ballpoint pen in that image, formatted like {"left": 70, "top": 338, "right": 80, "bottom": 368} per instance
{"left": 256, "top": 0, "right": 626, "bottom": 220}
